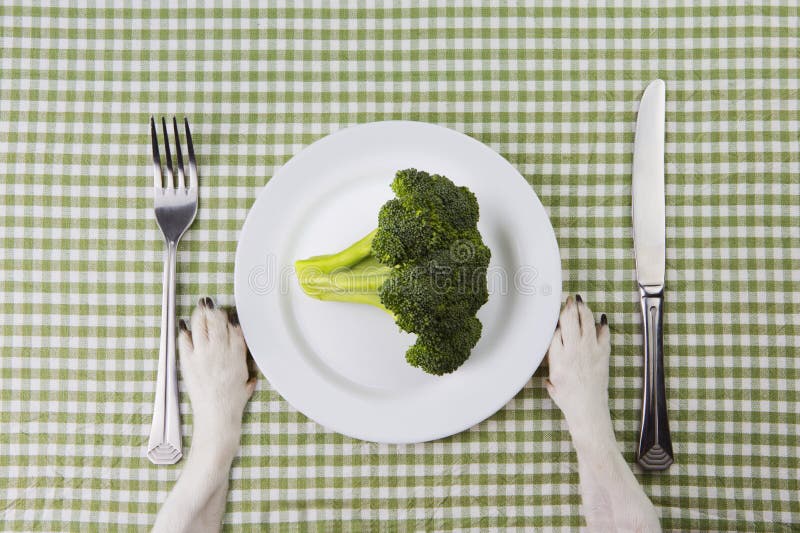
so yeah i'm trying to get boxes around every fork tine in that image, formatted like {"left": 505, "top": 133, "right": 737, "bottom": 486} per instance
{"left": 150, "top": 117, "right": 163, "bottom": 189}
{"left": 172, "top": 117, "right": 186, "bottom": 188}
{"left": 161, "top": 117, "right": 174, "bottom": 188}
{"left": 184, "top": 118, "right": 198, "bottom": 189}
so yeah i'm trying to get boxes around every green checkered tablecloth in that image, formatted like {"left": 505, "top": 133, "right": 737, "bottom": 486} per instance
{"left": 1, "top": 2, "right": 798, "bottom": 531}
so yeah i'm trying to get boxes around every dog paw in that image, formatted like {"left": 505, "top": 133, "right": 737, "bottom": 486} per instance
{"left": 545, "top": 295, "right": 611, "bottom": 425}
{"left": 177, "top": 298, "right": 257, "bottom": 429}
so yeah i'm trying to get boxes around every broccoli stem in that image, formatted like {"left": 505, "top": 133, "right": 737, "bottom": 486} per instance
{"left": 294, "top": 229, "right": 393, "bottom": 312}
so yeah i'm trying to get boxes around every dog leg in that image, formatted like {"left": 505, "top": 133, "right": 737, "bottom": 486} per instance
{"left": 546, "top": 296, "right": 661, "bottom": 533}
{"left": 152, "top": 298, "right": 256, "bottom": 533}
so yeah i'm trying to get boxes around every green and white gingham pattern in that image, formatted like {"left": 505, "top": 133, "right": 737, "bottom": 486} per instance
{"left": 1, "top": 2, "right": 798, "bottom": 531}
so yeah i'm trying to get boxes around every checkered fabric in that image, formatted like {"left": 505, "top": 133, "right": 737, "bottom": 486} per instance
{"left": 1, "top": 2, "right": 798, "bottom": 531}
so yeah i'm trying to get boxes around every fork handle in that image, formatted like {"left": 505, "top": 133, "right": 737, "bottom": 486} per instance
{"left": 147, "top": 241, "right": 183, "bottom": 464}
{"left": 636, "top": 285, "right": 674, "bottom": 470}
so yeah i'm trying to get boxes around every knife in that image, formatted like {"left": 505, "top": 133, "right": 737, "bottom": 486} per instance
{"left": 632, "top": 79, "right": 674, "bottom": 470}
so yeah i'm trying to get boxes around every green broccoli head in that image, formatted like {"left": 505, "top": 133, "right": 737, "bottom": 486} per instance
{"left": 295, "top": 168, "right": 491, "bottom": 375}
{"left": 405, "top": 317, "right": 483, "bottom": 376}
{"left": 378, "top": 242, "right": 490, "bottom": 335}
{"left": 371, "top": 169, "right": 481, "bottom": 265}
{"left": 390, "top": 168, "right": 480, "bottom": 231}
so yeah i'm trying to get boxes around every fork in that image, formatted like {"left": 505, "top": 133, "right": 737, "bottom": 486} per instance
{"left": 146, "top": 117, "right": 199, "bottom": 465}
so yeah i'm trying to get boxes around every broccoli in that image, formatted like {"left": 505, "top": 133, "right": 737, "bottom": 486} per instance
{"left": 294, "top": 168, "right": 491, "bottom": 375}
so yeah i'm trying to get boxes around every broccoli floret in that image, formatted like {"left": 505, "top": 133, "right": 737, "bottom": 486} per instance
{"left": 294, "top": 169, "right": 491, "bottom": 375}
{"left": 406, "top": 317, "right": 482, "bottom": 375}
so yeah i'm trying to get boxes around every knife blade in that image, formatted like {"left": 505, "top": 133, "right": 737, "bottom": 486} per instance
{"left": 632, "top": 79, "right": 674, "bottom": 470}
{"left": 633, "top": 80, "right": 666, "bottom": 287}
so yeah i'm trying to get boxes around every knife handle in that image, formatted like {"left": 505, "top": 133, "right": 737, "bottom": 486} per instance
{"left": 636, "top": 285, "right": 674, "bottom": 470}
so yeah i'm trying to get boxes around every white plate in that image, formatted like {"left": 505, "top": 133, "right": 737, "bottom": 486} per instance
{"left": 235, "top": 121, "right": 561, "bottom": 444}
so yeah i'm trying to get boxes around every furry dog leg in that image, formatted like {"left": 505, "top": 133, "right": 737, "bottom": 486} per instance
{"left": 152, "top": 298, "right": 256, "bottom": 533}
{"left": 546, "top": 296, "right": 661, "bottom": 533}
